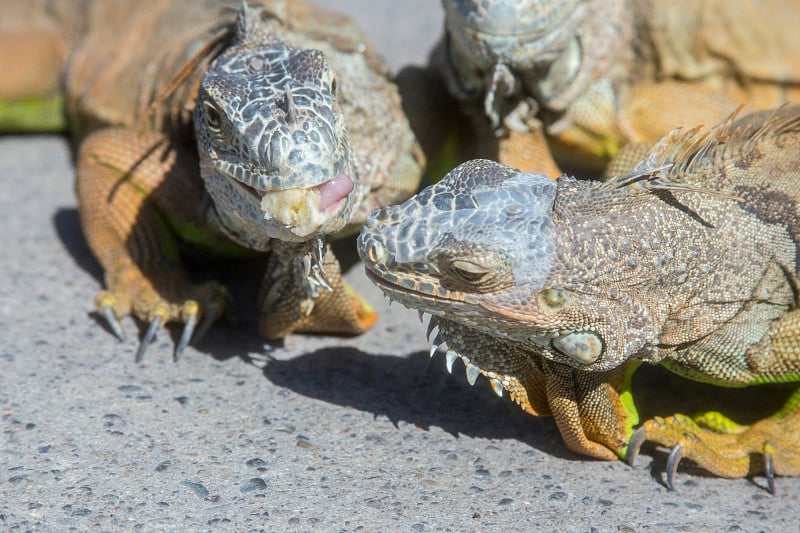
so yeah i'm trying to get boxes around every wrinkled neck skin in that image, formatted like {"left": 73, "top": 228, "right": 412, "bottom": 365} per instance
{"left": 194, "top": 5, "right": 358, "bottom": 252}
{"left": 439, "top": 0, "right": 632, "bottom": 130}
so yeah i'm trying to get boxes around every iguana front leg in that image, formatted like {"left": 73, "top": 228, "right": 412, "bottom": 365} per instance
{"left": 258, "top": 239, "right": 376, "bottom": 339}
{"left": 541, "top": 359, "right": 638, "bottom": 461}
{"left": 76, "top": 127, "right": 230, "bottom": 360}
{"left": 433, "top": 320, "right": 636, "bottom": 460}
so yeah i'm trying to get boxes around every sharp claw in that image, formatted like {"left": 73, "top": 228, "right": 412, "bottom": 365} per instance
{"left": 626, "top": 426, "right": 648, "bottom": 466}
{"left": 764, "top": 441, "right": 776, "bottom": 495}
{"left": 175, "top": 310, "right": 198, "bottom": 362}
{"left": 665, "top": 443, "right": 683, "bottom": 490}
{"left": 429, "top": 344, "right": 439, "bottom": 358}
{"left": 135, "top": 315, "right": 163, "bottom": 363}
{"left": 191, "top": 306, "right": 217, "bottom": 347}
{"left": 101, "top": 303, "right": 126, "bottom": 342}
{"left": 418, "top": 310, "right": 425, "bottom": 323}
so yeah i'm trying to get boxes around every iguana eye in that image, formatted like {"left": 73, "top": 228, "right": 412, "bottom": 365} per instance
{"left": 449, "top": 259, "right": 489, "bottom": 282}
{"left": 204, "top": 101, "right": 222, "bottom": 132}
{"left": 439, "top": 256, "right": 513, "bottom": 293}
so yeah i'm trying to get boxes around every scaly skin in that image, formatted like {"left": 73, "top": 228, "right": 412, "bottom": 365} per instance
{"left": 435, "top": 0, "right": 800, "bottom": 177}
{"left": 358, "top": 106, "right": 800, "bottom": 490}
{"left": 0, "top": 0, "right": 424, "bottom": 357}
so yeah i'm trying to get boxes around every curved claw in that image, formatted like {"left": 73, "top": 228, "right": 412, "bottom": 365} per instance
{"left": 174, "top": 309, "right": 198, "bottom": 362}
{"left": 134, "top": 315, "right": 163, "bottom": 363}
{"left": 100, "top": 302, "right": 126, "bottom": 342}
{"left": 626, "top": 426, "right": 648, "bottom": 466}
{"left": 764, "top": 441, "right": 776, "bottom": 495}
{"left": 665, "top": 443, "right": 683, "bottom": 490}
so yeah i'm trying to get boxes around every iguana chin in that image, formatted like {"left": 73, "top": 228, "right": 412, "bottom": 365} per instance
{"left": 358, "top": 105, "right": 800, "bottom": 491}
{"left": 0, "top": 0, "right": 424, "bottom": 359}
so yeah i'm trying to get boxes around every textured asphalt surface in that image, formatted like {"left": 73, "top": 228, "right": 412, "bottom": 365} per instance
{"left": 2, "top": 1, "right": 800, "bottom": 531}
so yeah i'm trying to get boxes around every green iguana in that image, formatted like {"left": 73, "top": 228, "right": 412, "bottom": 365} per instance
{"left": 358, "top": 105, "right": 800, "bottom": 491}
{"left": 434, "top": 0, "right": 800, "bottom": 177}
{"left": 0, "top": 0, "right": 424, "bottom": 360}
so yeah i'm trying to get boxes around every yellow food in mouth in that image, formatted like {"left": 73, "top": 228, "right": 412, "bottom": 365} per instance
{"left": 261, "top": 187, "right": 327, "bottom": 238}
{"left": 258, "top": 173, "right": 354, "bottom": 238}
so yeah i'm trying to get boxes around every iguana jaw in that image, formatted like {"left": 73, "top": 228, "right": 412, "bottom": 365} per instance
{"left": 209, "top": 158, "right": 356, "bottom": 240}
{"left": 227, "top": 167, "right": 355, "bottom": 238}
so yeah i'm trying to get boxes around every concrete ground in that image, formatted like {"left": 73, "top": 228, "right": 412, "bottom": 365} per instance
{"left": 2, "top": 1, "right": 799, "bottom": 531}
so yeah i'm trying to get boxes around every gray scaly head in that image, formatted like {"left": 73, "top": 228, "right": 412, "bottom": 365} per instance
{"left": 358, "top": 159, "right": 607, "bottom": 369}
{"left": 358, "top": 158, "right": 688, "bottom": 375}
{"left": 195, "top": 4, "right": 356, "bottom": 250}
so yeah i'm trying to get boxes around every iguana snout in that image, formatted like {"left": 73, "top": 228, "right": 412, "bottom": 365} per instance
{"left": 360, "top": 158, "right": 574, "bottom": 334}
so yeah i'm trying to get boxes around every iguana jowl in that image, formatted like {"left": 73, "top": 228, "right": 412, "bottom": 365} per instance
{"left": 0, "top": 0, "right": 424, "bottom": 359}
{"left": 358, "top": 106, "right": 800, "bottom": 490}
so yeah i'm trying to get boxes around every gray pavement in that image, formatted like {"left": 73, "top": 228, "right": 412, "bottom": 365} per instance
{"left": 2, "top": 1, "right": 799, "bottom": 531}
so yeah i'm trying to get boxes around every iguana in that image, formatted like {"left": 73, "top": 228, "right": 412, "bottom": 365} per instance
{"left": 358, "top": 105, "right": 800, "bottom": 491}
{"left": 0, "top": 0, "right": 424, "bottom": 359}
{"left": 433, "top": 0, "right": 800, "bottom": 177}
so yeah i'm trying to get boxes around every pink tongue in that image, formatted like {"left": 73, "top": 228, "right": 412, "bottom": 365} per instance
{"left": 317, "top": 173, "right": 355, "bottom": 211}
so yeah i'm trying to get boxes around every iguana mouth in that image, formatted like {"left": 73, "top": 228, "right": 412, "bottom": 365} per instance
{"left": 364, "top": 266, "right": 464, "bottom": 305}
{"left": 254, "top": 173, "right": 354, "bottom": 238}
{"left": 234, "top": 173, "right": 353, "bottom": 209}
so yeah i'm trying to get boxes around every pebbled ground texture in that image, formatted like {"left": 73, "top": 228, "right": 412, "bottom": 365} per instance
{"left": 1, "top": 1, "right": 799, "bottom": 531}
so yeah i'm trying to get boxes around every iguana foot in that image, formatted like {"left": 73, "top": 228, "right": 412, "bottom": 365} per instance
{"left": 76, "top": 127, "right": 235, "bottom": 362}
{"left": 95, "top": 272, "right": 229, "bottom": 362}
{"left": 259, "top": 239, "right": 377, "bottom": 339}
{"left": 627, "top": 389, "right": 800, "bottom": 493}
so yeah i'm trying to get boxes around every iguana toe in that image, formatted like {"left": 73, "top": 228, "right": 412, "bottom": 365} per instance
{"left": 95, "top": 276, "right": 229, "bottom": 361}
{"left": 134, "top": 314, "right": 163, "bottom": 363}
{"left": 764, "top": 441, "right": 776, "bottom": 495}
{"left": 174, "top": 301, "right": 200, "bottom": 361}
{"left": 665, "top": 442, "right": 683, "bottom": 490}
{"left": 97, "top": 293, "right": 126, "bottom": 342}
{"left": 629, "top": 400, "right": 800, "bottom": 493}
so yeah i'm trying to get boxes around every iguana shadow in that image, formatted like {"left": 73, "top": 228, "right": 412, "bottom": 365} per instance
{"left": 261, "top": 346, "right": 572, "bottom": 459}
{"left": 53, "top": 208, "right": 104, "bottom": 283}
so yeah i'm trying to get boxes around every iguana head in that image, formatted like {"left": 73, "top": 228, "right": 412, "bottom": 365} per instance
{"left": 441, "top": 0, "right": 589, "bottom": 126}
{"left": 195, "top": 10, "right": 355, "bottom": 249}
{"left": 359, "top": 159, "right": 660, "bottom": 373}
